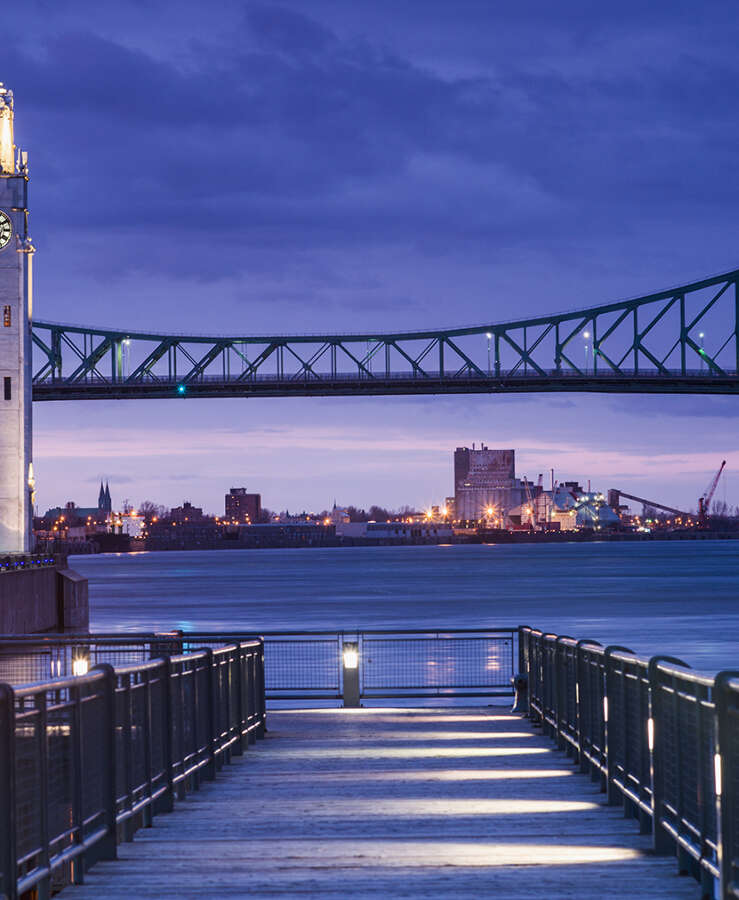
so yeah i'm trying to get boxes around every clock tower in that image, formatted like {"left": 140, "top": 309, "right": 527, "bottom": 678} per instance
{"left": 0, "top": 83, "right": 34, "bottom": 552}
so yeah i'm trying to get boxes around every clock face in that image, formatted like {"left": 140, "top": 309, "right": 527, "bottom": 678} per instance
{"left": 0, "top": 211, "right": 11, "bottom": 252}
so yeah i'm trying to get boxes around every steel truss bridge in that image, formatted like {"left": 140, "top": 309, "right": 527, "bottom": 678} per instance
{"left": 31, "top": 267, "right": 739, "bottom": 400}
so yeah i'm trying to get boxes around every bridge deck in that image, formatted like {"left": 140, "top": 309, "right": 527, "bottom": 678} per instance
{"left": 64, "top": 708, "right": 699, "bottom": 898}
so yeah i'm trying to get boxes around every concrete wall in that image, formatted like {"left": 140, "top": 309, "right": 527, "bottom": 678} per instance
{"left": 0, "top": 558, "right": 89, "bottom": 633}
{"left": 58, "top": 566, "right": 88, "bottom": 630}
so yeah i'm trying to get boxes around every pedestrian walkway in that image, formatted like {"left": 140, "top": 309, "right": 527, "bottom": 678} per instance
{"left": 63, "top": 707, "right": 700, "bottom": 898}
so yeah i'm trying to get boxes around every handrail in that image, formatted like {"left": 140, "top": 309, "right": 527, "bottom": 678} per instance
{"left": 519, "top": 625, "right": 739, "bottom": 898}
{"left": 0, "top": 627, "right": 516, "bottom": 640}
{"left": 0, "top": 638, "right": 265, "bottom": 900}
{"left": 0, "top": 630, "right": 517, "bottom": 703}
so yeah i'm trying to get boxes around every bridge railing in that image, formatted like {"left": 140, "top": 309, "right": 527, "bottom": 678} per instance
{"left": 0, "top": 629, "right": 516, "bottom": 704}
{"left": 0, "top": 639, "right": 265, "bottom": 900}
{"left": 520, "top": 626, "right": 739, "bottom": 899}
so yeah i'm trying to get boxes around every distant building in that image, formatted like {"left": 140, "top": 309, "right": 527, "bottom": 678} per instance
{"left": 236, "top": 522, "right": 335, "bottom": 547}
{"left": 454, "top": 445, "right": 524, "bottom": 520}
{"left": 224, "top": 488, "right": 261, "bottom": 523}
{"left": 43, "top": 489, "right": 111, "bottom": 528}
{"left": 97, "top": 481, "right": 112, "bottom": 514}
{"left": 170, "top": 501, "right": 204, "bottom": 523}
{"left": 119, "top": 513, "right": 145, "bottom": 538}
{"left": 329, "top": 503, "right": 350, "bottom": 525}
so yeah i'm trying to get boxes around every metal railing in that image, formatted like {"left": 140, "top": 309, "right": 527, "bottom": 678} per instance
{"left": 261, "top": 629, "right": 516, "bottom": 703}
{"left": 0, "top": 638, "right": 265, "bottom": 900}
{"left": 0, "top": 629, "right": 516, "bottom": 706}
{"left": 520, "top": 626, "right": 739, "bottom": 899}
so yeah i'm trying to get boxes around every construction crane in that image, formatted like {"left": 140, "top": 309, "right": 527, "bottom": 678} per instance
{"left": 698, "top": 460, "right": 726, "bottom": 525}
{"left": 535, "top": 473, "right": 544, "bottom": 527}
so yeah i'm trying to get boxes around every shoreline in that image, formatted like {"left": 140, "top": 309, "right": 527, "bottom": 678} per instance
{"left": 57, "top": 527, "right": 739, "bottom": 556}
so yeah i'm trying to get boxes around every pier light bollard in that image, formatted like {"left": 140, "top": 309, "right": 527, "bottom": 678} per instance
{"left": 342, "top": 642, "right": 360, "bottom": 708}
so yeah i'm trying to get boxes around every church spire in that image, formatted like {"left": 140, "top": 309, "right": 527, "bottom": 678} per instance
{"left": 98, "top": 481, "right": 106, "bottom": 510}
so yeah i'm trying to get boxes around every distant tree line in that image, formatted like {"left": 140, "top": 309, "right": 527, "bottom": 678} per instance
{"left": 342, "top": 505, "right": 416, "bottom": 522}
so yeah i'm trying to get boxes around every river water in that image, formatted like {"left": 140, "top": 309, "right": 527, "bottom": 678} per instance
{"left": 70, "top": 541, "right": 738, "bottom": 672}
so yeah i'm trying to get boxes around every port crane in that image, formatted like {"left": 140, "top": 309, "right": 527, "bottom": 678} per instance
{"left": 521, "top": 477, "right": 535, "bottom": 528}
{"left": 698, "top": 460, "right": 726, "bottom": 525}
{"left": 520, "top": 474, "right": 547, "bottom": 529}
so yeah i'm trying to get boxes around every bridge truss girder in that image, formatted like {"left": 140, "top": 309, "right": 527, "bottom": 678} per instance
{"left": 31, "top": 267, "right": 739, "bottom": 400}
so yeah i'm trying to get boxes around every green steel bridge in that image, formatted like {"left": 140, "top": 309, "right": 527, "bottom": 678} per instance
{"left": 31, "top": 266, "right": 739, "bottom": 400}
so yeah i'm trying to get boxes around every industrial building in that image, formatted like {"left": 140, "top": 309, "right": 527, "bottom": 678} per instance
{"left": 452, "top": 446, "right": 623, "bottom": 531}
{"left": 453, "top": 446, "right": 526, "bottom": 521}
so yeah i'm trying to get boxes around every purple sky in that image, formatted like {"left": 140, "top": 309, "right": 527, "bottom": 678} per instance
{"left": 5, "top": 0, "right": 739, "bottom": 515}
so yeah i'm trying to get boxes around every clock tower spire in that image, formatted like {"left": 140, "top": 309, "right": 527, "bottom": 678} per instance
{"left": 0, "top": 82, "right": 34, "bottom": 551}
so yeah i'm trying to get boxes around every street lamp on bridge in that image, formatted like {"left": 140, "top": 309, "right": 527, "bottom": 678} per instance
{"left": 486, "top": 333, "right": 492, "bottom": 375}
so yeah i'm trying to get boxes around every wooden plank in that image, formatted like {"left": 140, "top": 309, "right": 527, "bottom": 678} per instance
{"left": 63, "top": 708, "right": 701, "bottom": 898}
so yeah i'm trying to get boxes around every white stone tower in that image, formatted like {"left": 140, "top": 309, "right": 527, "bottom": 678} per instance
{"left": 0, "top": 83, "right": 34, "bottom": 552}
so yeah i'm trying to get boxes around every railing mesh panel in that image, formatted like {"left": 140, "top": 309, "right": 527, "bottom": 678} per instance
{"left": 14, "top": 705, "right": 42, "bottom": 862}
{"left": 46, "top": 700, "right": 73, "bottom": 855}
{"left": 361, "top": 637, "right": 512, "bottom": 690}
{"left": 265, "top": 639, "right": 340, "bottom": 691}
{"left": 80, "top": 686, "right": 106, "bottom": 835}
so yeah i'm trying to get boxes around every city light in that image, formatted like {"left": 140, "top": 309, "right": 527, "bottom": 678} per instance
{"left": 343, "top": 645, "right": 359, "bottom": 669}
{"left": 72, "top": 656, "right": 89, "bottom": 677}
{"left": 177, "top": 384, "right": 186, "bottom": 395}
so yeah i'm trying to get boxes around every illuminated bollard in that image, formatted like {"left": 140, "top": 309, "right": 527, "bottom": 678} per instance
{"left": 72, "top": 652, "right": 89, "bottom": 677}
{"left": 342, "top": 642, "right": 360, "bottom": 708}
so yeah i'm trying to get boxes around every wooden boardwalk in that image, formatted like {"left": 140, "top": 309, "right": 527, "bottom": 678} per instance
{"left": 65, "top": 707, "right": 700, "bottom": 898}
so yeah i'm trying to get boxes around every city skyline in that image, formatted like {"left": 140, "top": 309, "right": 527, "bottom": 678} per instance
{"left": 4, "top": 1, "right": 739, "bottom": 513}
{"left": 35, "top": 428, "right": 734, "bottom": 519}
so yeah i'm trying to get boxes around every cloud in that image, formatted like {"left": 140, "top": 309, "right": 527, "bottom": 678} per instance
{"left": 7, "top": 0, "right": 739, "bottom": 514}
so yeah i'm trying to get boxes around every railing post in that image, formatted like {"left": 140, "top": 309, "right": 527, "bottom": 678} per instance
{"left": 158, "top": 657, "right": 175, "bottom": 813}
{"left": 544, "top": 633, "right": 558, "bottom": 739}
{"left": 554, "top": 636, "right": 574, "bottom": 751}
{"left": 715, "top": 670, "right": 739, "bottom": 899}
{"left": 203, "top": 648, "right": 217, "bottom": 779}
{"left": 121, "top": 670, "right": 135, "bottom": 842}
{"left": 604, "top": 646, "right": 632, "bottom": 806}
{"left": 36, "top": 688, "right": 51, "bottom": 900}
{"left": 514, "top": 626, "right": 531, "bottom": 716}
{"left": 233, "top": 645, "right": 245, "bottom": 756}
{"left": 575, "top": 640, "right": 601, "bottom": 774}
{"left": 517, "top": 625, "right": 528, "bottom": 679}
{"left": 141, "top": 668, "right": 154, "bottom": 826}
{"left": 246, "top": 649, "right": 257, "bottom": 746}
{"left": 648, "top": 655, "right": 690, "bottom": 856}
{"left": 92, "top": 664, "right": 118, "bottom": 862}
{"left": 257, "top": 640, "right": 266, "bottom": 738}
{"left": 70, "top": 682, "right": 85, "bottom": 883}
{"left": 0, "top": 683, "right": 18, "bottom": 900}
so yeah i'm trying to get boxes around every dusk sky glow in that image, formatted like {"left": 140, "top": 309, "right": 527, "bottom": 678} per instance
{"left": 5, "top": 0, "right": 739, "bottom": 514}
